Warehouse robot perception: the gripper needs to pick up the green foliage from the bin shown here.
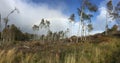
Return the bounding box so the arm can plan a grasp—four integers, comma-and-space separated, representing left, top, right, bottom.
2, 24, 33, 41
111, 25, 118, 31
69, 14, 75, 22
106, 0, 120, 29
107, 0, 113, 12
84, 0, 98, 12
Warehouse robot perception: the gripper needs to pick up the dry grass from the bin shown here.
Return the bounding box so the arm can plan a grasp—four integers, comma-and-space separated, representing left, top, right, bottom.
0, 37, 120, 63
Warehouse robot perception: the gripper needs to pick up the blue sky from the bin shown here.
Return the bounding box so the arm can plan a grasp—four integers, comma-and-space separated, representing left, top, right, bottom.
25, 0, 104, 20
23, 0, 108, 25
24, 0, 112, 35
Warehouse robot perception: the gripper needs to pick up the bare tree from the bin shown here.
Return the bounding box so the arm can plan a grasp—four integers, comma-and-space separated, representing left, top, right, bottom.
2, 8, 19, 42
32, 25, 39, 40
46, 20, 51, 41
87, 23, 93, 35
0, 13, 2, 45
39, 18, 51, 42
47, 30, 53, 42
77, 0, 97, 43
39, 19, 46, 41
0, 14, 1, 31
4, 8, 19, 28
39, 19, 50, 30
105, 0, 113, 35
115, 2, 120, 30
69, 14, 75, 23
68, 14, 75, 36
0, 14, 1, 40
65, 28, 70, 38
46, 20, 50, 28
39, 18, 45, 28
106, 0, 120, 31
113, 1, 120, 30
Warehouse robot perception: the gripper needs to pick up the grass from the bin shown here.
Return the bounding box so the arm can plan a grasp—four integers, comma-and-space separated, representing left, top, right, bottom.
0, 37, 120, 63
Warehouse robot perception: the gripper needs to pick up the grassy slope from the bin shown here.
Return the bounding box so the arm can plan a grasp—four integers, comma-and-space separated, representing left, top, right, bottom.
0, 35, 120, 63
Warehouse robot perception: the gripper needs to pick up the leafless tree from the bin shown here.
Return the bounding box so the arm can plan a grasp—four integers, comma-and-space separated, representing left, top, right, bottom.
2, 8, 19, 42
106, 0, 120, 31
0, 14, 1, 39
4, 8, 19, 28
32, 25, 39, 40
77, 0, 97, 42
68, 14, 75, 36
87, 23, 93, 35
105, 0, 113, 35
39, 18, 51, 42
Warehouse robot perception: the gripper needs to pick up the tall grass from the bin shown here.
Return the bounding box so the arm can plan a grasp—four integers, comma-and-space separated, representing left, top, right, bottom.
0, 38, 120, 63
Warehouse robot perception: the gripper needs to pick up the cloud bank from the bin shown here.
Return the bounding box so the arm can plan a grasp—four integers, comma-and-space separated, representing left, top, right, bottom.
0, 0, 117, 36
92, 0, 116, 34
0, 0, 69, 35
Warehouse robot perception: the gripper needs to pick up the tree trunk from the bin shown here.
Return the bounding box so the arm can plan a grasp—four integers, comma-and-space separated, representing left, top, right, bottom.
76, 8, 83, 43
76, 0, 85, 43
84, 25, 87, 41
0, 14, 1, 30
0, 14, 1, 40
105, 12, 108, 35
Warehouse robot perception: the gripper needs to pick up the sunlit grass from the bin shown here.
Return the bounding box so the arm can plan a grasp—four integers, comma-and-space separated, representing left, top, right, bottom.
0, 37, 120, 63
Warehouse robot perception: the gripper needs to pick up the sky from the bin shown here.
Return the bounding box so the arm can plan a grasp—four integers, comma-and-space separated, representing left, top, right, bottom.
0, 0, 119, 36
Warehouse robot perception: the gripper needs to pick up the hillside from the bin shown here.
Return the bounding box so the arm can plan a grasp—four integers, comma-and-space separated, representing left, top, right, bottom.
0, 0, 120, 63
0, 31, 120, 63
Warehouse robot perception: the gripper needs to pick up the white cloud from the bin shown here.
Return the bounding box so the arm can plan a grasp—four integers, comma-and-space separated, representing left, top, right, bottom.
70, 0, 116, 36
93, 7, 107, 31
92, 0, 116, 33
71, 0, 118, 36
0, 0, 117, 36
68, 7, 108, 36
0, 0, 69, 35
